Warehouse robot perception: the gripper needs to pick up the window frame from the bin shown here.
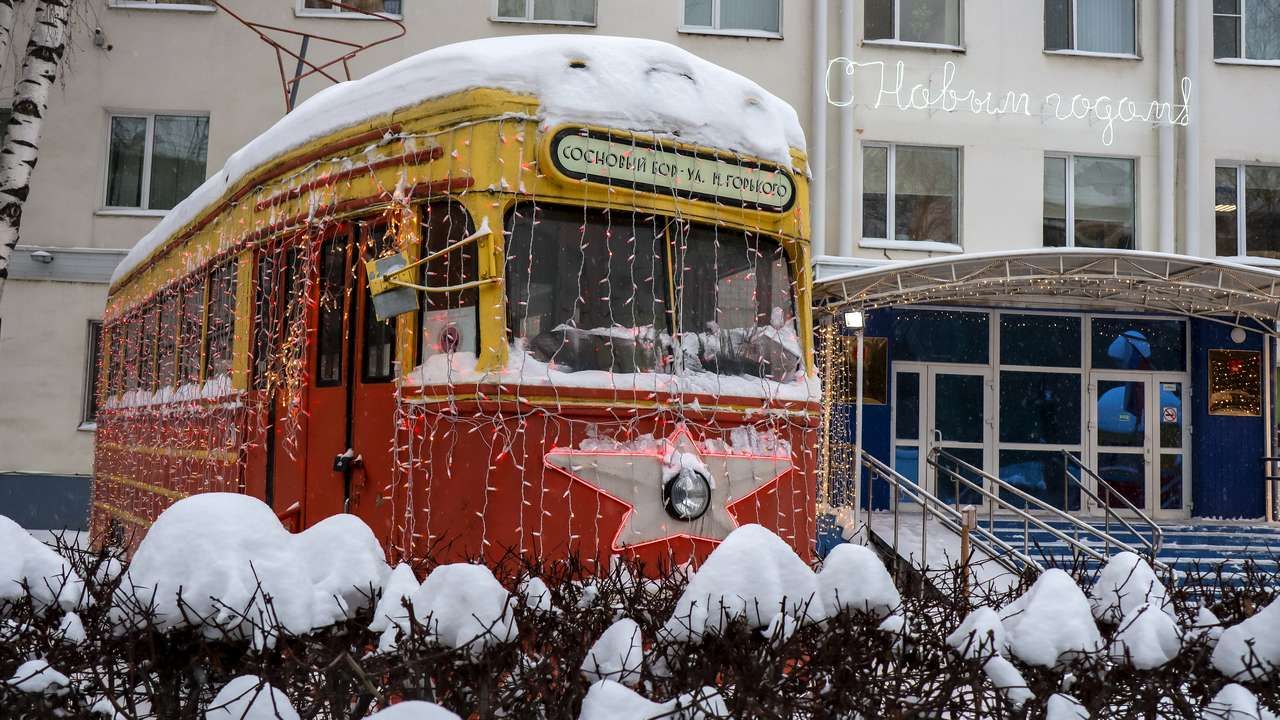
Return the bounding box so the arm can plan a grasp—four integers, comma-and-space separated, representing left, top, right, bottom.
863, 0, 965, 51
107, 0, 216, 12
1215, 161, 1280, 260
860, 140, 964, 253
1043, 0, 1141, 60
1043, 152, 1139, 250
294, 0, 403, 20
679, 0, 784, 39
81, 320, 104, 428
490, 0, 597, 26
1215, 0, 1280, 65
101, 110, 210, 215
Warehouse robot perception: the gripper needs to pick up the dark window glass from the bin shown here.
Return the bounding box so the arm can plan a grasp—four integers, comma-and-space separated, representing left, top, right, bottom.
999, 371, 1081, 445
1073, 156, 1135, 250
1097, 380, 1146, 447
108, 323, 126, 396
419, 202, 478, 359
1245, 0, 1280, 60
934, 373, 984, 443
1075, 0, 1135, 54
204, 261, 238, 378
178, 279, 206, 384
863, 146, 888, 239
1000, 314, 1080, 367
84, 321, 103, 423
899, 0, 960, 45
139, 306, 158, 392
1045, 0, 1072, 50
1160, 454, 1183, 510
252, 249, 278, 391
1043, 156, 1067, 247
675, 222, 800, 382
682, 0, 713, 25
1244, 164, 1280, 259
1159, 381, 1184, 447
317, 234, 349, 387
156, 292, 179, 388
1090, 317, 1186, 372
361, 226, 397, 383
106, 116, 146, 208
895, 145, 959, 244
719, 0, 780, 32
506, 204, 670, 374
1217, 166, 1240, 256
1215, 11, 1242, 59
999, 449, 1081, 511
865, 0, 894, 39
892, 309, 989, 364
934, 447, 984, 505
1098, 451, 1145, 508
148, 115, 209, 212
895, 371, 920, 440
122, 316, 139, 391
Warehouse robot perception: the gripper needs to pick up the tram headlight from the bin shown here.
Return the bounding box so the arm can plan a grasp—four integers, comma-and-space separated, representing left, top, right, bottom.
663, 467, 712, 521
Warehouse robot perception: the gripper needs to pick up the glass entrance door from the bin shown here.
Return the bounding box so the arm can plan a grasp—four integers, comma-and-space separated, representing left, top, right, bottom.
1090, 373, 1188, 517
892, 364, 991, 507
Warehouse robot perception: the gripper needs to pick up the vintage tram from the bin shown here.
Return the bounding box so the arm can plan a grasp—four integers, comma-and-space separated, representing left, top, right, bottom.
92, 36, 818, 569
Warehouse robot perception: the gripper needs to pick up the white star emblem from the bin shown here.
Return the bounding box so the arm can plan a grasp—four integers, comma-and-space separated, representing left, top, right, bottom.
543, 425, 793, 554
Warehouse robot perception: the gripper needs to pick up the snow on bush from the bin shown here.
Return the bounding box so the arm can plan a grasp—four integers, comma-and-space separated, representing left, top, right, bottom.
1204, 684, 1279, 720
816, 542, 900, 619
369, 563, 420, 633
366, 700, 462, 719
518, 574, 555, 614
205, 676, 298, 720
579, 680, 728, 720
1089, 551, 1173, 625
1046, 693, 1090, 720
1109, 601, 1182, 669
408, 563, 517, 654
662, 523, 821, 641
581, 617, 643, 685
1212, 595, 1280, 680
1000, 569, 1103, 668
948, 607, 1031, 708
115, 493, 389, 646
6, 658, 70, 695
0, 514, 82, 610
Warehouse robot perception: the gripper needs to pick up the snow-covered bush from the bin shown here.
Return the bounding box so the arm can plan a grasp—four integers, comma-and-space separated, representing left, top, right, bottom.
1000, 568, 1104, 667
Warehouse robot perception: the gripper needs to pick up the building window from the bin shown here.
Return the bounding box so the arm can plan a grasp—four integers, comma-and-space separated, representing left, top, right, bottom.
1215, 0, 1280, 61
865, 0, 962, 46
299, 0, 402, 16
105, 113, 209, 212
495, 0, 595, 24
1217, 164, 1280, 258
82, 321, 103, 425
1045, 0, 1136, 55
682, 0, 782, 36
863, 143, 961, 247
109, 0, 214, 9
1043, 154, 1136, 249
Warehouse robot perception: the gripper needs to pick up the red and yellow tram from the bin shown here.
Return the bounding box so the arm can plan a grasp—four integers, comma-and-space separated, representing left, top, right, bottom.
92, 36, 819, 570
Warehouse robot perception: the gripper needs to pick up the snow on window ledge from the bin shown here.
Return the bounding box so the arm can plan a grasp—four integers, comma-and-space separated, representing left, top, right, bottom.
860, 238, 963, 254
677, 26, 783, 40
1214, 57, 1280, 68
489, 16, 596, 27
77, 421, 98, 433
96, 208, 169, 218
293, 8, 403, 21
107, 2, 217, 12
861, 38, 965, 53
1043, 49, 1142, 61
104, 374, 241, 410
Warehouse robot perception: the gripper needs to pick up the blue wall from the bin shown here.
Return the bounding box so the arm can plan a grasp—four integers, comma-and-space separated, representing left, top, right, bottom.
1190, 320, 1267, 519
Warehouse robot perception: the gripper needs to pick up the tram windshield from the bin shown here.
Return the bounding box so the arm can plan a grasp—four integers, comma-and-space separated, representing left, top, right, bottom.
505, 203, 801, 383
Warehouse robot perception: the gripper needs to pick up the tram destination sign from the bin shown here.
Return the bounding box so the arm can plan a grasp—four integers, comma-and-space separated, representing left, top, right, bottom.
548, 127, 796, 212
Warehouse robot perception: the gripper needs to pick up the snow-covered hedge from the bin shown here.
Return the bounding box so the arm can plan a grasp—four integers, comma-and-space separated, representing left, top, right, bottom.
3, 494, 1280, 718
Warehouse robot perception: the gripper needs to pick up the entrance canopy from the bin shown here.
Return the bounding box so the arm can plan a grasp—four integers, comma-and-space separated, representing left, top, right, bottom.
814, 249, 1280, 332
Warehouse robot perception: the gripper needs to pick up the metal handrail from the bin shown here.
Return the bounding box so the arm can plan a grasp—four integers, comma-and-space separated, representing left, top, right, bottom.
1059, 450, 1163, 559
928, 448, 1170, 574
858, 450, 1041, 579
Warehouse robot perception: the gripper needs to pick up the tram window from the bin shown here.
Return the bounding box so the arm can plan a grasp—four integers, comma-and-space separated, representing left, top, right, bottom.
178, 278, 207, 384
122, 314, 141, 392
316, 235, 348, 386
674, 223, 801, 382
204, 260, 237, 379
139, 304, 159, 392
419, 202, 477, 359
505, 203, 670, 373
361, 225, 397, 383
252, 250, 277, 391
156, 291, 179, 388
107, 324, 124, 396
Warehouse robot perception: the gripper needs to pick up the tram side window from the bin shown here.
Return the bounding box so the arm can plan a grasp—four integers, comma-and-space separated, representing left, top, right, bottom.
316, 234, 348, 386
505, 203, 670, 373
252, 248, 280, 390
156, 291, 179, 388
178, 278, 207, 384
107, 323, 125, 396
205, 261, 238, 379
674, 223, 801, 382
139, 304, 159, 392
122, 314, 141, 392
361, 225, 397, 383
419, 202, 477, 359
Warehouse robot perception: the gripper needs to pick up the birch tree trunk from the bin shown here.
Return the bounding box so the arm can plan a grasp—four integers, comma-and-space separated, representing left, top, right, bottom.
0, 0, 68, 306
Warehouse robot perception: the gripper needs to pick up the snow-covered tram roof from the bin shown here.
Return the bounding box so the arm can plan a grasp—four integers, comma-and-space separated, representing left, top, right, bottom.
111, 35, 806, 288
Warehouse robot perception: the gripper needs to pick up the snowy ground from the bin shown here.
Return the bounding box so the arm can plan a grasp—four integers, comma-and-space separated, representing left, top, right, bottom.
865, 512, 1022, 595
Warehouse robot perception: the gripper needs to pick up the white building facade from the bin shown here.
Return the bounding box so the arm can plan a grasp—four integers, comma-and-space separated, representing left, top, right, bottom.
0, 0, 1277, 528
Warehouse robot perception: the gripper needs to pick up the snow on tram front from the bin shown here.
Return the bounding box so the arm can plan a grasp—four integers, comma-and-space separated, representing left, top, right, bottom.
91, 36, 818, 570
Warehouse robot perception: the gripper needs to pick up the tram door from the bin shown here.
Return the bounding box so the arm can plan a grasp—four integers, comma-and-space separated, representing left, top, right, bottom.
305, 222, 399, 536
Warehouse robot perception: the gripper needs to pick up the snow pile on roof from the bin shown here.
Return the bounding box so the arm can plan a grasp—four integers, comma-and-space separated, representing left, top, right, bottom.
579, 680, 728, 720
817, 542, 900, 619
947, 607, 1031, 708
407, 563, 517, 654
1089, 552, 1173, 625
0, 514, 82, 610
113, 34, 804, 286
115, 493, 389, 646
581, 617, 643, 685
1109, 602, 1182, 669
366, 701, 462, 720
1000, 569, 1103, 668
1204, 684, 1278, 720
1212, 595, 1280, 680
205, 676, 299, 720
662, 523, 822, 642
6, 658, 70, 695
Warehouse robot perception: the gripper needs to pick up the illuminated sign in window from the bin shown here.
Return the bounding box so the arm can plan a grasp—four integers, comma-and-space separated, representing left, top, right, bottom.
1208, 349, 1262, 417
